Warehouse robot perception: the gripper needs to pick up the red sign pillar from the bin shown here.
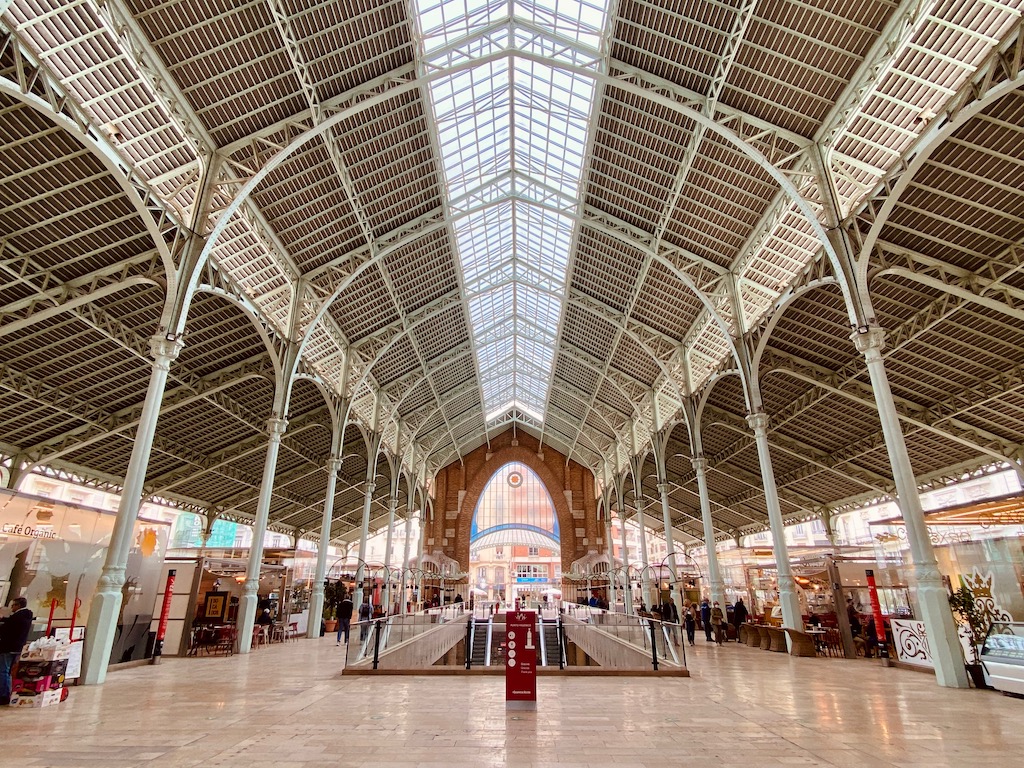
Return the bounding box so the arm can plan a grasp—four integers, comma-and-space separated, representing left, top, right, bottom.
505, 610, 537, 710
865, 569, 890, 663
152, 569, 176, 663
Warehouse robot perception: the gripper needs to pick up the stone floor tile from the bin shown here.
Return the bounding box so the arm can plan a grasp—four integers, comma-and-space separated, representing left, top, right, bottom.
3, 635, 1023, 768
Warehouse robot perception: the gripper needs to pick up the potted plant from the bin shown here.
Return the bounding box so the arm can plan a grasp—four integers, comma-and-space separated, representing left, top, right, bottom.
949, 584, 990, 688
323, 580, 339, 634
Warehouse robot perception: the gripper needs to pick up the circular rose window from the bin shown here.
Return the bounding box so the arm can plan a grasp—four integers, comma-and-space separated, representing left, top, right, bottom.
507, 471, 523, 488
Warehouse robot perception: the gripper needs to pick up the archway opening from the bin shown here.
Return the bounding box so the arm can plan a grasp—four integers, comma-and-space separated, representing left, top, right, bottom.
470, 462, 561, 606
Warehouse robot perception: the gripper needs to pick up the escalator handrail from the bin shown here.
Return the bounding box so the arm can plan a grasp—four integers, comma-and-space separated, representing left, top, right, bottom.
485, 617, 493, 666
538, 618, 548, 667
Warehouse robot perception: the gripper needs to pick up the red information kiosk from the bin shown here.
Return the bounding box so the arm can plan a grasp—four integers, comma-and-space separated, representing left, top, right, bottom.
505, 610, 537, 710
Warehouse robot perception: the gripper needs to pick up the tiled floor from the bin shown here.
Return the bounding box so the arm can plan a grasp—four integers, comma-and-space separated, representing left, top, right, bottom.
4, 635, 1022, 767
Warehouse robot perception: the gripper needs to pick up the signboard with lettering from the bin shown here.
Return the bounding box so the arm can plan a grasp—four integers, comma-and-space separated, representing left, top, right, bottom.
1, 522, 58, 539
505, 610, 537, 710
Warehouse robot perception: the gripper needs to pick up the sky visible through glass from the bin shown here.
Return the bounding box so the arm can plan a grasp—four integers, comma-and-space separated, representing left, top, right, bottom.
414, 0, 610, 424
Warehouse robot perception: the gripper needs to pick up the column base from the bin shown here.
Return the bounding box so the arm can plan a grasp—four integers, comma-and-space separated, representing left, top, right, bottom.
237, 593, 258, 654
778, 585, 802, 643
307, 592, 325, 640
81, 589, 124, 685
917, 580, 970, 688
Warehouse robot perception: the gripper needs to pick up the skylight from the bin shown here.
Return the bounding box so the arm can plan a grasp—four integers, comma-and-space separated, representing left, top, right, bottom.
414, 0, 610, 425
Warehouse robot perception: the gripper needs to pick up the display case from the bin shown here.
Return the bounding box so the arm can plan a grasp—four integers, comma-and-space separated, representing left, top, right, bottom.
981, 622, 1024, 695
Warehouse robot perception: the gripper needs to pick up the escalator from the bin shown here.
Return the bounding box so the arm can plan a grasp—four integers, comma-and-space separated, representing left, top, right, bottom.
470, 619, 490, 666
540, 618, 562, 667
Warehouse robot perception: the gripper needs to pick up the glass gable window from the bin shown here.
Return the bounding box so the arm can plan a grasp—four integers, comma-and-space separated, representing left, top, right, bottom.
470, 462, 560, 552
414, 0, 610, 425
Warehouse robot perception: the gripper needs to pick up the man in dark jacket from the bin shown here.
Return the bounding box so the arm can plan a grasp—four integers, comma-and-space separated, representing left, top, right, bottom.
732, 598, 749, 635
700, 598, 712, 641
1, 597, 34, 705
336, 593, 354, 645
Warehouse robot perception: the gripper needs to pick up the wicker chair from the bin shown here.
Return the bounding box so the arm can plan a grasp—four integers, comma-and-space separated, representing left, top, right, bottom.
784, 628, 817, 657
766, 625, 787, 652
757, 625, 772, 650
745, 623, 762, 648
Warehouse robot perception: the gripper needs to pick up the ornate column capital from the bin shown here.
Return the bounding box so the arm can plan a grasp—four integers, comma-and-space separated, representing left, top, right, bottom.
266, 417, 288, 439
656, 482, 671, 496
325, 456, 343, 474
851, 325, 886, 355
690, 456, 707, 473
365, 481, 377, 495
746, 412, 770, 433
149, 334, 183, 368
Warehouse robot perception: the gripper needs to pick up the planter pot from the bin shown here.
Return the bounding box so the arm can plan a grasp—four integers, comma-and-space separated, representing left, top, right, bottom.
966, 663, 991, 689
324, 619, 338, 633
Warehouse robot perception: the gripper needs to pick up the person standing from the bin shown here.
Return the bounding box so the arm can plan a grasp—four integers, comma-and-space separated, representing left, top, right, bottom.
700, 598, 712, 641
846, 598, 862, 637
684, 604, 696, 646
358, 599, 372, 641
732, 598, 748, 636
0, 597, 34, 706
711, 601, 726, 645
661, 598, 679, 645
336, 592, 354, 645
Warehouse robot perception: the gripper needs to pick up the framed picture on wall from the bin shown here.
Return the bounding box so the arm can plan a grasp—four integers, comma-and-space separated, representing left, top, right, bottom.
203, 591, 228, 622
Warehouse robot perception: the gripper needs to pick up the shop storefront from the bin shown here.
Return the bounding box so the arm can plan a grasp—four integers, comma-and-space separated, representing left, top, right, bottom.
0, 488, 169, 664
871, 495, 1024, 631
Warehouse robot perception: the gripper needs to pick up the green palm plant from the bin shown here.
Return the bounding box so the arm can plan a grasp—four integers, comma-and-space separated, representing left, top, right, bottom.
949, 585, 987, 664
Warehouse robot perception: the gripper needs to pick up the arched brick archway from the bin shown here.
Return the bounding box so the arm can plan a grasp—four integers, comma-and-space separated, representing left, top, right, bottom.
427, 429, 598, 571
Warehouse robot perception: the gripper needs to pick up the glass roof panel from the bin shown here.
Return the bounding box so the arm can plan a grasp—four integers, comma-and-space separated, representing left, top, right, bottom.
418, 0, 506, 53
415, 0, 609, 426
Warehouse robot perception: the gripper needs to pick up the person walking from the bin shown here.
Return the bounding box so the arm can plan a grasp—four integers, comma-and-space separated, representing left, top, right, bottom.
661, 598, 680, 645
358, 599, 372, 642
711, 601, 726, 645
684, 603, 696, 646
732, 597, 748, 637
336, 592, 354, 645
1, 597, 34, 706
700, 598, 712, 641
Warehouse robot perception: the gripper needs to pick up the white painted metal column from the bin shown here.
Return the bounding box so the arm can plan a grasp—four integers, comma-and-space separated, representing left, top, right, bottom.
307, 455, 341, 639
382, 496, 398, 613
746, 413, 801, 634
618, 510, 633, 614
854, 327, 968, 688
657, 481, 685, 633
353, 480, 376, 611
633, 499, 651, 609
692, 456, 726, 609
81, 335, 182, 685
400, 507, 415, 615
605, 512, 616, 609
416, 504, 427, 610
238, 417, 288, 654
